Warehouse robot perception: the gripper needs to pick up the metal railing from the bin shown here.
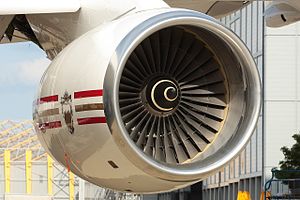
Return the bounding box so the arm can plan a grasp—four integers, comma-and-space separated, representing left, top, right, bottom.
265, 168, 300, 199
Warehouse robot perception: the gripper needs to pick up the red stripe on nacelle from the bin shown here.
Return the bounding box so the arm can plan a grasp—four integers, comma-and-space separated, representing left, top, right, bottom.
39, 95, 59, 104
74, 90, 103, 99
39, 121, 62, 130
77, 117, 106, 125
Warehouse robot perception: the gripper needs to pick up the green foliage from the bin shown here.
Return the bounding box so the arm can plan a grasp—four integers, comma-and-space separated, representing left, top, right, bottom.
276, 134, 300, 179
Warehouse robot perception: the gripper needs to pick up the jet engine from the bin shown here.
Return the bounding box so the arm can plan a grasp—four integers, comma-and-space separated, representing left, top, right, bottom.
33, 8, 261, 193
265, 0, 300, 27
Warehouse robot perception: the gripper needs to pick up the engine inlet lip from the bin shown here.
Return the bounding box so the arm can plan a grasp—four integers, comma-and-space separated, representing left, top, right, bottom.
105, 9, 261, 181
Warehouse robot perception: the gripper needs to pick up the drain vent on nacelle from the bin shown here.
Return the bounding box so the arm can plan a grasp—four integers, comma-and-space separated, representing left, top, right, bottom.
119, 26, 228, 165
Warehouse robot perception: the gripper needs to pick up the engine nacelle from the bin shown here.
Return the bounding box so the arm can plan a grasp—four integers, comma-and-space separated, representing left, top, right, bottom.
265, 1, 300, 28
33, 8, 261, 193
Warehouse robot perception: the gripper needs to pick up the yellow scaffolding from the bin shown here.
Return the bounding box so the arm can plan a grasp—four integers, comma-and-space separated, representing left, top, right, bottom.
11, 145, 42, 161
0, 128, 33, 146
32, 151, 47, 161
1, 121, 78, 199
26, 150, 32, 194
69, 171, 75, 200
0, 120, 31, 138
4, 150, 10, 193
10, 135, 38, 149
0, 120, 8, 126
0, 135, 39, 159
47, 155, 54, 195
0, 123, 21, 138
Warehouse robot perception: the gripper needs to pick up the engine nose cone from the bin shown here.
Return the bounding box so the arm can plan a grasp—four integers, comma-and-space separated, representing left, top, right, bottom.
165, 86, 177, 101
149, 79, 180, 112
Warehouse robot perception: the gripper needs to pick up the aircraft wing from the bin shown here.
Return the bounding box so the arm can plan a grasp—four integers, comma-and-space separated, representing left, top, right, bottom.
0, 0, 250, 45
1, 0, 300, 46
0, 0, 80, 44
0, 0, 80, 15
164, 0, 250, 18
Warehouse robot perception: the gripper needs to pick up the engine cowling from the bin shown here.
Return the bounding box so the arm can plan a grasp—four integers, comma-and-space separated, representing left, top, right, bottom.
33, 8, 261, 193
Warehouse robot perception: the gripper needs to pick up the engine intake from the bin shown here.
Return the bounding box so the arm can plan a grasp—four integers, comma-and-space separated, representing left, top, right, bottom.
119, 26, 229, 165
105, 10, 261, 182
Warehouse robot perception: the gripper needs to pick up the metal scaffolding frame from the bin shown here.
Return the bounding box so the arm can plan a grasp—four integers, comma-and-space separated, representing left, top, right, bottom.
0, 120, 141, 200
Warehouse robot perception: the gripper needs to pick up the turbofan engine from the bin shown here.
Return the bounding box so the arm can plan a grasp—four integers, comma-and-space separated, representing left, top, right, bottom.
33, 8, 261, 193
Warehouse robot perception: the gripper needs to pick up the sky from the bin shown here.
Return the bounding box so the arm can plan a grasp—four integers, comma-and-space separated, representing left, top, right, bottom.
0, 42, 50, 120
